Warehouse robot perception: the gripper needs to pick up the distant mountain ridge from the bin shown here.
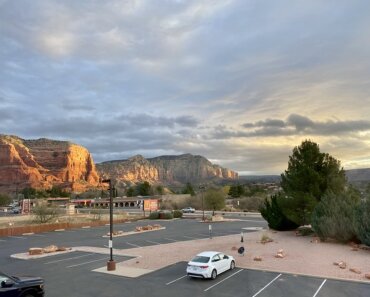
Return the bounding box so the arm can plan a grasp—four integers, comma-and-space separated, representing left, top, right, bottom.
96, 153, 238, 186
345, 168, 370, 182
240, 168, 370, 184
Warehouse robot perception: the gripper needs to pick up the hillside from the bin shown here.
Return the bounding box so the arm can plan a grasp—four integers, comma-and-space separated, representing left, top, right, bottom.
96, 154, 238, 186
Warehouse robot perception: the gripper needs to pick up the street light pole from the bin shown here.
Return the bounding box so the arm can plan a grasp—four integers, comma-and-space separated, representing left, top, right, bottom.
102, 179, 116, 271
199, 185, 205, 221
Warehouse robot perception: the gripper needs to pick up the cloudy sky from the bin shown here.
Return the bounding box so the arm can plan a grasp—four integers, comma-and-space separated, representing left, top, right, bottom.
1, 0, 370, 175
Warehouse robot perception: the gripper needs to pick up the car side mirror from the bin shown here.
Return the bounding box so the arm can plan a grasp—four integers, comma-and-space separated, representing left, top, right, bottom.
223, 255, 229, 259
1, 279, 15, 288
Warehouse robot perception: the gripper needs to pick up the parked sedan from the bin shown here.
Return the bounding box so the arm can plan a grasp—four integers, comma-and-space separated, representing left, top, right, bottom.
181, 207, 195, 213
186, 251, 235, 279
0, 271, 44, 297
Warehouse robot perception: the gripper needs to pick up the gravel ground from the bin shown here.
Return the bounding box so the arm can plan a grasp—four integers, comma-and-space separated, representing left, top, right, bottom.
80, 230, 370, 282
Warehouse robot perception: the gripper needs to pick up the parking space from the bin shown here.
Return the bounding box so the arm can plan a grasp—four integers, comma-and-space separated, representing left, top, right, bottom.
153, 263, 368, 297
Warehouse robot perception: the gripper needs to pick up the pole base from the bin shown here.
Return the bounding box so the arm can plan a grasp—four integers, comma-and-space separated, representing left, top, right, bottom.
107, 260, 116, 271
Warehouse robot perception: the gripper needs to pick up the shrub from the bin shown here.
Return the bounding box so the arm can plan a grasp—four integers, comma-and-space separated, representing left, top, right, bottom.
162, 212, 173, 220
173, 210, 183, 218
32, 204, 60, 224
354, 199, 370, 246
259, 194, 299, 231
149, 211, 160, 220
237, 195, 266, 212
311, 191, 359, 242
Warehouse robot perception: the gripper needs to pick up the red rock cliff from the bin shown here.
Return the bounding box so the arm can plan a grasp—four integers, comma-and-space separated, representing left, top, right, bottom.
0, 135, 100, 193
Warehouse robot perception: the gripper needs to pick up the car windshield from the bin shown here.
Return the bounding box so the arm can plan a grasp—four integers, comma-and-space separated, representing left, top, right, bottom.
191, 256, 210, 263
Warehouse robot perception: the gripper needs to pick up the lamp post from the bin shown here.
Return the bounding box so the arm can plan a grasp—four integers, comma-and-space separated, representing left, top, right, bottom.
102, 179, 116, 271
199, 185, 205, 221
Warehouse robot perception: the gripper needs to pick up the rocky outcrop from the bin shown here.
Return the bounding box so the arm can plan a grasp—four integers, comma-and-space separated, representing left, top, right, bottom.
0, 135, 99, 193
97, 153, 238, 185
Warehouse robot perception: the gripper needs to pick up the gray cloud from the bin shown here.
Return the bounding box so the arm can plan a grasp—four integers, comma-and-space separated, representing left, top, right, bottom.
1, 1, 370, 174
238, 114, 370, 138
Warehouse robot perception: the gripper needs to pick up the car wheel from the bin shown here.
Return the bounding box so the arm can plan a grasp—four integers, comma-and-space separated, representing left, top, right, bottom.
211, 269, 217, 280
230, 260, 235, 270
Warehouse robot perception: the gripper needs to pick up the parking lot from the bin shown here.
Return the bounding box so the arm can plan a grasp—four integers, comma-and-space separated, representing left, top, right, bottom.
0, 217, 369, 297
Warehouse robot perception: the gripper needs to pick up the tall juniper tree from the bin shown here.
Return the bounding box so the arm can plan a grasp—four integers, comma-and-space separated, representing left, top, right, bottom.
280, 140, 346, 226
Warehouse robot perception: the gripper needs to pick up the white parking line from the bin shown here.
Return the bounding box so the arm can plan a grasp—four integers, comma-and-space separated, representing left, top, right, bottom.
163, 237, 177, 242
8, 236, 26, 239
30, 234, 46, 237
166, 275, 187, 285
44, 253, 95, 264
251, 273, 282, 297
145, 240, 161, 245
0, 239, 6, 242
313, 279, 327, 297
126, 242, 142, 248
67, 257, 107, 268
204, 269, 243, 292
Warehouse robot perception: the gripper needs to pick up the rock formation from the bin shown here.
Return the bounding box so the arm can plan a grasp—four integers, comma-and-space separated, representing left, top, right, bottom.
0, 135, 99, 193
97, 153, 238, 185
0, 134, 238, 193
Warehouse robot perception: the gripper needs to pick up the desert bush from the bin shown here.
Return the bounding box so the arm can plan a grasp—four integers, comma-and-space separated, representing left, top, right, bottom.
237, 195, 266, 212
149, 211, 160, 220
90, 208, 103, 221
311, 191, 359, 242
354, 199, 370, 246
162, 212, 173, 219
32, 204, 60, 224
173, 210, 183, 218
259, 194, 299, 231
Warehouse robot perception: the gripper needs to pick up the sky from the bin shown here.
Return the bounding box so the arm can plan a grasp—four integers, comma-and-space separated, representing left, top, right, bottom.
1, 0, 370, 175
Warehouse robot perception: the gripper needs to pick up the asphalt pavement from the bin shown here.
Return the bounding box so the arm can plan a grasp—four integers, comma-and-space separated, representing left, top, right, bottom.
0, 217, 368, 297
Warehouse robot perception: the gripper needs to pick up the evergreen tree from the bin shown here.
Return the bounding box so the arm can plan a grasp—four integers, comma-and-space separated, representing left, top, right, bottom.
280, 140, 346, 225
182, 182, 195, 196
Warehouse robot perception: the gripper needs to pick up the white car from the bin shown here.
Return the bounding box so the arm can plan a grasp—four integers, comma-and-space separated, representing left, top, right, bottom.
181, 207, 195, 213
186, 251, 235, 279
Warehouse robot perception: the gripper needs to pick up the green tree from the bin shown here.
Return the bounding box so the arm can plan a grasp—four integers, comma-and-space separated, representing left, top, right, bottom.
260, 194, 299, 231
47, 186, 70, 197
280, 140, 346, 225
204, 189, 225, 215
228, 184, 244, 198
126, 187, 135, 197
21, 187, 37, 199
0, 193, 11, 207
182, 182, 195, 196
155, 185, 164, 195
136, 181, 151, 196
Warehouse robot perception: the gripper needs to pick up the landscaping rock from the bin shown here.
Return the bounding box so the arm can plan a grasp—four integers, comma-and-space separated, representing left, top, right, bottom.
29, 248, 43, 255
253, 256, 262, 261
349, 268, 361, 274
43, 245, 58, 253
365, 274, 370, 280
56, 247, 71, 252
338, 261, 347, 269
275, 249, 285, 258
